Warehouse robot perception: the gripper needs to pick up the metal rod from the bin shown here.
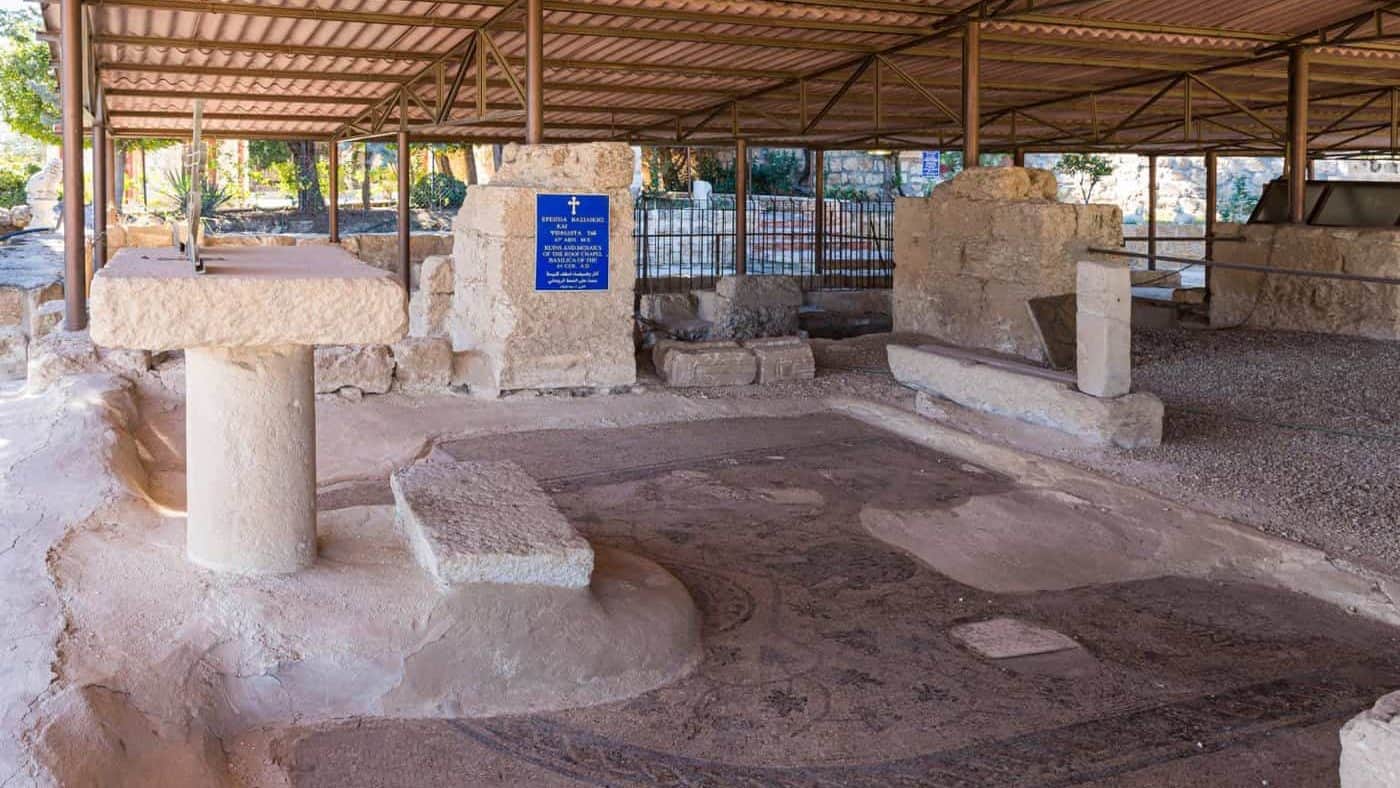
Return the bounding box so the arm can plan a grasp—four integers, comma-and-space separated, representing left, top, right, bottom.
735, 138, 747, 276
1013, 147, 1025, 167
1147, 153, 1157, 271
526, 0, 544, 144
1090, 247, 1400, 287
1288, 47, 1310, 223
61, 0, 86, 330
92, 102, 107, 271
813, 148, 825, 285
397, 111, 411, 291
328, 139, 340, 243
962, 19, 980, 168
1205, 151, 1217, 292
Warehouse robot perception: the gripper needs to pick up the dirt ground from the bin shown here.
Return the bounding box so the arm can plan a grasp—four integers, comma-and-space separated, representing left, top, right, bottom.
287, 414, 1400, 787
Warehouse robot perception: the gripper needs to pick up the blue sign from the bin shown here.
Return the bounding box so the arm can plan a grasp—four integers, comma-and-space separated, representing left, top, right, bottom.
536, 193, 609, 291
920, 150, 941, 178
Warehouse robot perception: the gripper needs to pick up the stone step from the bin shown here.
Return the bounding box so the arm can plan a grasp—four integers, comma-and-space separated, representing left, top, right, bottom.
390, 459, 594, 588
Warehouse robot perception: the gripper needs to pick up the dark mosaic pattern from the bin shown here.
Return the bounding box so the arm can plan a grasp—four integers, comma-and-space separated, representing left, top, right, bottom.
305, 416, 1400, 787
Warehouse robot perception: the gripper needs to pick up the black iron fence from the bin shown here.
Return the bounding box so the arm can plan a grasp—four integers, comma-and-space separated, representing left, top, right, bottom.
634, 194, 894, 292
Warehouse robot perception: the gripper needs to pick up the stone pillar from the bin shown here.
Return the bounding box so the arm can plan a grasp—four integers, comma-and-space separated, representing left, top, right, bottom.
1075, 259, 1131, 398
185, 344, 317, 573
451, 143, 636, 395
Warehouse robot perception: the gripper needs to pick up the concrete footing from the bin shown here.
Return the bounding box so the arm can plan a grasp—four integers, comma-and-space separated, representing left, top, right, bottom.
185, 345, 317, 573
889, 344, 1163, 449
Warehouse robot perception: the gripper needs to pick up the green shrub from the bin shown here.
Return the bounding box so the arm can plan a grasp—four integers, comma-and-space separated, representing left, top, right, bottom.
694, 152, 735, 193
159, 167, 232, 218
750, 149, 802, 195
0, 163, 37, 207
410, 172, 467, 209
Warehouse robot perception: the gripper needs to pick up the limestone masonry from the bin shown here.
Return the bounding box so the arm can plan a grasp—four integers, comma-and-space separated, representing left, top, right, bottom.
893, 167, 1122, 364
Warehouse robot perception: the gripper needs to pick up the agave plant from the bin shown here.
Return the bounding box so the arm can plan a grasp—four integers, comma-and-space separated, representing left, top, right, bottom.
159, 167, 232, 219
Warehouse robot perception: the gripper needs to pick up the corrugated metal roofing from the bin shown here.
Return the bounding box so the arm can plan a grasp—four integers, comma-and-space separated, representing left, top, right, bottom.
38, 0, 1400, 153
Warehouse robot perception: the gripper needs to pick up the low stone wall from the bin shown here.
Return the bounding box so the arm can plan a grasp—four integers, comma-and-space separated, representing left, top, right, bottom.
1210, 223, 1400, 339
893, 167, 1123, 364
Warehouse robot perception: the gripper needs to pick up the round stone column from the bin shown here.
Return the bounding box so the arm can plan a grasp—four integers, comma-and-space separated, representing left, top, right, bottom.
185, 344, 317, 573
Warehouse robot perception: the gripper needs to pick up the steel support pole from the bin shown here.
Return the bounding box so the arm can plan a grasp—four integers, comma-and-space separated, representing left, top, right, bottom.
735, 138, 748, 277
1147, 154, 1158, 271
1013, 148, 1026, 168
1287, 47, 1310, 224
327, 140, 340, 243
92, 111, 107, 271
60, 0, 86, 330
1205, 152, 1218, 292
813, 149, 825, 283
962, 20, 981, 169
397, 124, 411, 291
525, 0, 544, 144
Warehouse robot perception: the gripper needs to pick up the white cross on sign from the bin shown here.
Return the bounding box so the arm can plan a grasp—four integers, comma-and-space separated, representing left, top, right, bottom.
567, 195, 581, 215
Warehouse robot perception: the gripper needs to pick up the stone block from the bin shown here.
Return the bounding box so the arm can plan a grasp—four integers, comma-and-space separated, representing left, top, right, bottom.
740, 336, 815, 384
945, 167, 1032, 201
91, 245, 407, 351
1341, 692, 1400, 788
700, 275, 802, 340
122, 223, 175, 248
0, 326, 26, 379
0, 208, 10, 226
314, 344, 394, 394
409, 289, 452, 337
392, 336, 452, 393
1076, 259, 1132, 398
22, 282, 62, 335
493, 142, 636, 190
24, 330, 149, 389
420, 254, 454, 293
949, 618, 1079, 659
390, 459, 594, 588
890, 344, 1163, 449
0, 287, 22, 327
29, 300, 64, 340
659, 342, 756, 387
8, 205, 30, 228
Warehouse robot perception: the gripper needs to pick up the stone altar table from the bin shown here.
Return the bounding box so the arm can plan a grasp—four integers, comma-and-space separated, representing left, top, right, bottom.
90, 245, 406, 573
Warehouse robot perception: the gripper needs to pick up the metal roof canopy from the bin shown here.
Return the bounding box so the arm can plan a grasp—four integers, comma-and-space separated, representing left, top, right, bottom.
33, 0, 1400, 156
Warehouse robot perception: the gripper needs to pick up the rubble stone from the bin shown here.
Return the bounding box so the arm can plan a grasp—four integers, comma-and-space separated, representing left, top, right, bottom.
30, 300, 64, 340
315, 345, 394, 394
392, 336, 452, 393
740, 336, 815, 383
1341, 691, 1400, 788
390, 459, 594, 588
9, 205, 31, 228
25, 330, 150, 389
0, 326, 26, 379
340, 232, 453, 271
895, 167, 1123, 363
420, 254, 454, 293
409, 289, 452, 337
698, 275, 803, 340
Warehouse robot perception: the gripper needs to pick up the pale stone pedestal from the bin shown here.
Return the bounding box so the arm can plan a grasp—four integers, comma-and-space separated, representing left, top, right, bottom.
90, 246, 407, 573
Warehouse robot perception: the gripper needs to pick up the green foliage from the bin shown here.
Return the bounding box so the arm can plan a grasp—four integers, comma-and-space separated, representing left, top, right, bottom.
644, 147, 688, 192
1054, 153, 1115, 203
0, 9, 58, 145
0, 163, 38, 206
824, 184, 872, 201
119, 138, 179, 153
694, 152, 735, 193
410, 172, 466, 209
159, 167, 232, 218
749, 149, 802, 195
1218, 177, 1260, 223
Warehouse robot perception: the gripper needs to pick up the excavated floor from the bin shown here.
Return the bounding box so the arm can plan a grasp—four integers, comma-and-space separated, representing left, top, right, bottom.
291, 414, 1400, 787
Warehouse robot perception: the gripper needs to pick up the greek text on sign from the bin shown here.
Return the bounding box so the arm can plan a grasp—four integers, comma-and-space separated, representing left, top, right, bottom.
536, 193, 609, 291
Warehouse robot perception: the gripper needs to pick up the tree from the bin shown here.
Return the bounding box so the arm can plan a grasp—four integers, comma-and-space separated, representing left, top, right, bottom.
0, 9, 58, 145
1054, 153, 1115, 203
248, 139, 325, 213
1218, 177, 1259, 223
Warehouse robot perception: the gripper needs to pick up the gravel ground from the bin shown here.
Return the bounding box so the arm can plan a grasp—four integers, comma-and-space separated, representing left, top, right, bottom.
1122, 328, 1400, 574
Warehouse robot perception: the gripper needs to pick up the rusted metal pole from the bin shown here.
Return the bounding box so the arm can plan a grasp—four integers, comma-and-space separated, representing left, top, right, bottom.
61, 0, 86, 330
813, 148, 825, 283
1287, 47, 1310, 224
1147, 154, 1158, 271
327, 139, 340, 243
397, 121, 411, 291
525, 0, 544, 144
1013, 147, 1025, 168
962, 19, 981, 169
734, 138, 748, 276
92, 104, 107, 271
1205, 151, 1218, 286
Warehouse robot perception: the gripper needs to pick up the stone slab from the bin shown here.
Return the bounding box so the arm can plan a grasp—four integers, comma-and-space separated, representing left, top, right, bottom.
1342, 691, 1400, 788
889, 344, 1163, 449
740, 336, 815, 384
90, 246, 407, 351
949, 618, 1080, 659
390, 460, 594, 588
1026, 293, 1077, 370
659, 342, 757, 387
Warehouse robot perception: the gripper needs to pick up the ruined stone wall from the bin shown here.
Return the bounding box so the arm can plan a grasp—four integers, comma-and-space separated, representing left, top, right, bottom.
1210, 223, 1400, 340
893, 167, 1123, 364
450, 143, 636, 394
